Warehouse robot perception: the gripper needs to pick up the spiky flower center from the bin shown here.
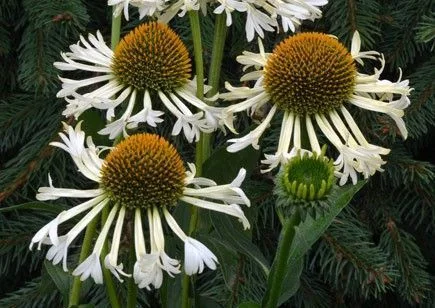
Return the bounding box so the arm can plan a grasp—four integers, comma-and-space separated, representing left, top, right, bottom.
101, 134, 186, 209
264, 32, 356, 115
112, 22, 191, 92
280, 151, 335, 201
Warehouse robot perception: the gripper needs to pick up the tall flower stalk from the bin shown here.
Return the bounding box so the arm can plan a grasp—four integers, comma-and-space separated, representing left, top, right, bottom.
68, 11, 123, 307
181, 11, 230, 308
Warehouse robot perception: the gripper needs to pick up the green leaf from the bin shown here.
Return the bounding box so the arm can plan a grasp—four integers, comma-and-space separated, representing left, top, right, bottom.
237, 302, 261, 308
277, 257, 303, 306
210, 213, 270, 276
44, 260, 71, 305
203, 144, 260, 184
0, 201, 64, 213
278, 181, 366, 304
201, 235, 239, 289
197, 296, 223, 308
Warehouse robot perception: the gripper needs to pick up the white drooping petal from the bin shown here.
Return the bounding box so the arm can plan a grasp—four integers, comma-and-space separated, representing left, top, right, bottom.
127, 89, 164, 129
349, 94, 409, 139
133, 208, 162, 289
30, 195, 106, 250
227, 105, 277, 152
72, 253, 103, 284
184, 237, 218, 275
37, 183, 103, 201
314, 113, 387, 185
98, 88, 137, 139
46, 236, 69, 269
104, 206, 131, 282
134, 253, 164, 289
52, 200, 108, 271
184, 162, 217, 187
110, 0, 168, 21
30, 215, 62, 250
134, 208, 181, 289
158, 91, 210, 142
183, 168, 250, 207
134, 208, 147, 259
261, 111, 295, 172
50, 123, 104, 182
180, 196, 250, 230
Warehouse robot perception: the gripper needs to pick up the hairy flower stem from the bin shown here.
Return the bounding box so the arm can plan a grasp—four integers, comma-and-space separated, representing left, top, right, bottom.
262, 210, 301, 308
68, 216, 99, 306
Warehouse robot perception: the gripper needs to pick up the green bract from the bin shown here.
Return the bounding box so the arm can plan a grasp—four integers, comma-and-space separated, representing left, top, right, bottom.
275, 148, 336, 220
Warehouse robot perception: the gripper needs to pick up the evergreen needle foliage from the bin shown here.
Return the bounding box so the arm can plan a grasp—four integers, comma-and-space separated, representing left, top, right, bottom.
0, 0, 433, 307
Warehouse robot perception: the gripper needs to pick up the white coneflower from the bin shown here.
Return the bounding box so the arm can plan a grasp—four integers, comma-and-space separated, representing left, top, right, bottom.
55, 22, 222, 143
219, 31, 411, 185
157, 0, 327, 42
213, 0, 328, 41
107, 0, 327, 42
108, 0, 169, 21
30, 123, 250, 287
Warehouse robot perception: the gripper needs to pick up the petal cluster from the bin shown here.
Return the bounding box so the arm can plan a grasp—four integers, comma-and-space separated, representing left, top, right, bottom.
108, 0, 327, 41
31, 124, 250, 287
54, 23, 223, 142
219, 32, 411, 185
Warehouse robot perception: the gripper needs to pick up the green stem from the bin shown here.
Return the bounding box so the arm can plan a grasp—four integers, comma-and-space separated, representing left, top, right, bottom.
189, 11, 204, 101
262, 210, 301, 308
207, 12, 228, 98
189, 10, 206, 176
181, 274, 191, 308
194, 12, 228, 172
68, 216, 99, 306
126, 232, 137, 308
111, 12, 122, 49
83, 10, 123, 308
101, 207, 121, 308
180, 11, 206, 308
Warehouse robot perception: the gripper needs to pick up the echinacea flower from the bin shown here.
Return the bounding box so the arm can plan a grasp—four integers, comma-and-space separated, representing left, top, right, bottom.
107, 0, 327, 42
219, 31, 411, 185
213, 0, 328, 41
30, 123, 250, 288
55, 22, 222, 143
108, 0, 169, 21
157, 0, 327, 42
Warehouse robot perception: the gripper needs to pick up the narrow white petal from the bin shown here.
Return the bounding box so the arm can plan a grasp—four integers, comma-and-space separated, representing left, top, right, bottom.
180, 196, 250, 230
93, 204, 118, 255
73, 253, 103, 284
184, 237, 218, 275
134, 208, 147, 259
163, 208, 188, 242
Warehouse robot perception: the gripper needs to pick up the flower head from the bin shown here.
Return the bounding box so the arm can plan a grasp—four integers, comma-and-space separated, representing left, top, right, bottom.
275, 148, 336, 220
30, 123, 250, 287
108, 0, 327, 42
109, 0, 169, 21
157, 0, 327, 41
55, 22, 222, 142
219, 32, 412, 185
213, 0, 328, 41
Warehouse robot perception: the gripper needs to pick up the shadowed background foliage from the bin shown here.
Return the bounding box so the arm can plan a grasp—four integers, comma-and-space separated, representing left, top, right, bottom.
0, 0, 434, 307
